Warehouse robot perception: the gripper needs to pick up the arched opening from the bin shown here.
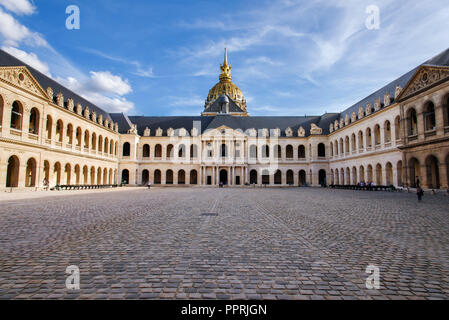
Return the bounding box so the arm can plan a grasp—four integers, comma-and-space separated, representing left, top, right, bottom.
66, 124, 73, 145
109, 140, 114, 155
366, 128, 372, 148
142, 170, 149, 185
190, 144, 198, 159
384, 121, 391, 143
339, 138, 344, 154
190, 170, 198, 185
250, 170, 258, 184
98, 136, 103, 152
318, 143, 326, 157
319, 170, 327, 186
409, 158, 421, 188
103, 168, 107, 184
91, 133, 97, 151
104, 137, 109, 154
65, 164, 72, 185
179, 144, 186, 158
397, 161, 403, 186
10, 101, 23, 130
287, 170, 294, 185
330, 170, 334, 185
352, 167, 357, 185
358, 131, 364, 150
367, 165, 373, 183
351, 134, 356, 152
84, 131, 90, 149
298, 170, 306, 186
374, 125, 381, 145
424, 102, 436, 131
425, 155, 440, 189
54, 163, 62, 185
154, 170, 161, 184
56, 120, 63, 143
178, 170, 186, 184
220, 169, 228, 185
6, 156, 20, 188
25, 158, 37, 187
250, 145, 257, 159
344, 137, 350, 154
166, 170, 173, 184
155, 144, 162, 158
298, 145, 305, 159
335, 140, 339, 155
385, 162, 393, 185
74, 165, 81, 185
83, 166, 88, 185
45, 115, 52, 139
90, 167, 95, 185
408, 108, 418, 136
330, 142, 334, 157
0, 94, 3, 127
335, 169, 340, 185
394, 116, 401, 141
262, 169, 270, 185
274, 170, 282, 185
167, 145, 174, 159
262, 145, 270, 158
43, 161, 50, 182
121, 169, 129, 185
341, 169, 345, 185
122, 142, 130, 157
345, 167, 350, 185
143, 144, 150, 158
285, 145, 293, 159
29, 108, 39, 134
375, 164, 382, 185
76, 127, 82, 147
359, 166, 365, 183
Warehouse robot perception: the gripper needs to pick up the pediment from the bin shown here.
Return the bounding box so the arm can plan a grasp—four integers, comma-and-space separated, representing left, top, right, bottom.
397, 65, 449, 101
0, 66, 49, 100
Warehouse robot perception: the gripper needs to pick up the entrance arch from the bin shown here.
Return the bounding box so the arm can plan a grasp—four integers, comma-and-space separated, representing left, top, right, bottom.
6, 156, 20, 188
409, 158, 421, 187
142, 170, 149, 185
299, 170, 306, 186
25, 158, 37, 187
319, 169, 327, 186
425, 155, 440, 189
220, 169, 228, 185
250, 170, 258, 184
121, 169, 129, 184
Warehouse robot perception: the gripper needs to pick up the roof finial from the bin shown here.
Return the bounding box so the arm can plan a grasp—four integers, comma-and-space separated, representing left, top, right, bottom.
224, 48, 228, 66
219, 48, 232, 82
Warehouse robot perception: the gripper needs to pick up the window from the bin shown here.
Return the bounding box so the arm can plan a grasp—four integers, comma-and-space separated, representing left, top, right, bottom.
408, 108, 418, 136
10, 101, 23, 130
123, 142, 131, 157
318, 143, 326, 157
143, 144, 150, 158
424, 102, 436, 131
298, 145, 305, 159
29, 108, 39, 134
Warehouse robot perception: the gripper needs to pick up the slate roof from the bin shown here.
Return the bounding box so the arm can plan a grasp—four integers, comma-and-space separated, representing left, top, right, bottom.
338, 48, 449, 123
203, 94, 246, 113
0, 49, 112, 121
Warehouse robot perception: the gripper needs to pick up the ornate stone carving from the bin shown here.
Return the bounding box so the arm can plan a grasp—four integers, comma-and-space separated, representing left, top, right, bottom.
67, 98, 74, 111
0, 67, 46, 98
358, 107, 364, 119
191, 127, 199, 137
114, 122, 119, 132
248, 128, 257, 137
334, 120, 339, 130
104, 119, 109, 128
399, 67, 449, 100
56, 93, 64, 107
91, 111, 97, 122
167, 128, 174, 137
339, 118, 344, 128
384, 93, 391, 107
156, 127, 163, 136
351, 112, 357, 123
46, 87, 54, 100
178, 128, 187, 137
395, 85, 402, 99
298, 126, 306, 137
285, 127, 293, 137
374, 98, 381, 111
76, 103, 82, 115
310, 123, 322, 135
329, 123, 334, 133
271, 128, 280, 137
98, 114, 103, 125
83, 106, 89, 119
345, 114, 350, 126
259, 128, 269, 137
128, 124, 138, 135
143, 127, 151, 137
366, 103, 372, 116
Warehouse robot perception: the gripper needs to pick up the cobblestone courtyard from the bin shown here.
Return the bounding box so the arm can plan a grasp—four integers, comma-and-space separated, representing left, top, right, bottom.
0, 187, 448, 300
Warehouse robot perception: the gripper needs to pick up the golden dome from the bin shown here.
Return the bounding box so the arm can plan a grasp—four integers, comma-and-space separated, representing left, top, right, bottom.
205, 49, 247, 112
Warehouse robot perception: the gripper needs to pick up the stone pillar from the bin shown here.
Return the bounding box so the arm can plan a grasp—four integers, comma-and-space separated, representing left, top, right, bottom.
419, 164, 428, 189
435, 103, 445, 136
439, 163, 448, 189
417, 111, 425, 140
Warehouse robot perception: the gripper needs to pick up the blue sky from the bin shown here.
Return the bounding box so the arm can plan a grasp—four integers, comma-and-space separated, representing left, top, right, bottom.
0, 0, 448, 116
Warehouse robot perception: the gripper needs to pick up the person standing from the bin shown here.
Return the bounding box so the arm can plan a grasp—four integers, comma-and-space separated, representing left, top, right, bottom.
417, 186, 424, 202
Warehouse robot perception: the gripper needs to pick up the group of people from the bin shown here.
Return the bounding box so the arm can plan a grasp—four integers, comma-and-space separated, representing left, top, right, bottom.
357, 181, 375, 188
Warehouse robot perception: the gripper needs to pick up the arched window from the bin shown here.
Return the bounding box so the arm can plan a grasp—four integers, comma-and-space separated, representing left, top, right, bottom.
358, 131, 364, 150
178, 144, 186, 158
122, 142, 130, 157
394, 116, 401, 141
29, 108, 39, 134
76, 127, 82, 147
142, 170, 149, 185
66, 124, 73, 145
190, 144, 198, 159
91, 133, 97, 150
121, 169, 129, 184
56, 120, 63, 143
143, 144, 150, 158
10, 101, 23, 130
366, 128, 372, 147
424, 102, 436, 131
46, 115, 53, 139
84, 131, 90, 149
262, 145, 270, 158
178, 170, 186, 184
408, 108, 418, 136
318, 143, 326, 157
104, 137, 109, 154
384, 121, 391, 143
286, 145, 293, 159
155, 144, 162, 158
250, 170, 258, 184
287, 170, 294, 185
6, 156, 20, 187
98, 136, 103, 152
351, 134, 356, 152
330, 142, 334, 157
374, 125, 381, 145
221, 144, 228, 158
167, 145, 173, 159
274, 170, 282, 185
154, 170, 161, 184
345, 137, 350, 153
445, 95, 449, 127
298, 145, 305, 159
274, 145, 281, 159
166, 170, 173, 184
190, 170, 198, 185
249, 145, 257, 158
298, 170, 306, 186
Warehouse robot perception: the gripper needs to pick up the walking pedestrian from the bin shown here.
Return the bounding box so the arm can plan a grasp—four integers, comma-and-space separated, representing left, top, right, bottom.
417, 186, 424, 202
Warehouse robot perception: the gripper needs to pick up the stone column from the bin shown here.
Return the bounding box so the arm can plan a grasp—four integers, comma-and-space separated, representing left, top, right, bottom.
435, 102, 445, 136
439, 163, 448, 189
417, 111, 425, 140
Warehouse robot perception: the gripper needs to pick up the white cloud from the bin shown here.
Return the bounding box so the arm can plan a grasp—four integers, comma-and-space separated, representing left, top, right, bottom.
0, 0, 35, 15
1, 46, 51, 76
88, 71, 132, 96
0, 7, 46, 47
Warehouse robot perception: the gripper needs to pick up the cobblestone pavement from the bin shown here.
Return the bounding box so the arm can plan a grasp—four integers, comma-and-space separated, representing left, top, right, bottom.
0, 187, 448, 300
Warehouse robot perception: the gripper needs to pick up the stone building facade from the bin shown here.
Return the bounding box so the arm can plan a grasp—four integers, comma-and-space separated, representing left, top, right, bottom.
1, 48, 448, 191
